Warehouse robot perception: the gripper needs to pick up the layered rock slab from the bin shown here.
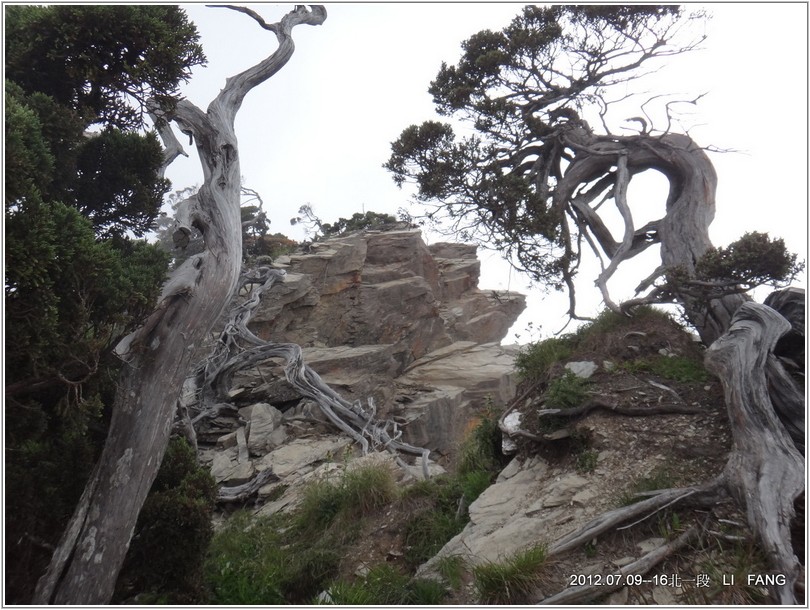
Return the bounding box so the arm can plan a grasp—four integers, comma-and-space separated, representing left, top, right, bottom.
204, 228, 526, 509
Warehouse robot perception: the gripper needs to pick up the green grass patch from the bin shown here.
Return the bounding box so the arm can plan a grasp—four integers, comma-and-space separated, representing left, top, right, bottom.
436, 554, 466, 590
515, 336, 574, 381
295, 462, 397, 532
322, 564, 447, 605
575, 448, 599, 474
473, 544, 549, 604
401, 412, 506, 569
205, 463, 397, 604
620, 354, 709, 383
402, 476, 469, 569
685, 541, 771, 604
516, 306, 677, 382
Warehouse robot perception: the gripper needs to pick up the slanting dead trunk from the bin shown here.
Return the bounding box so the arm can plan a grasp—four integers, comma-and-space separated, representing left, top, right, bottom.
32, 6, 326, 604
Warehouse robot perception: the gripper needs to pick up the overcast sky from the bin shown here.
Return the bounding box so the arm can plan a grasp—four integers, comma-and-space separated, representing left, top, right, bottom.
168, 3, 808, 343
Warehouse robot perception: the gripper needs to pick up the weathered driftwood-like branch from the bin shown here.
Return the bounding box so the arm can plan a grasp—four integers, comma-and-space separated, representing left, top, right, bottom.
541, 523, 703, 605
218, 468, 279, 503
188, 266, 433, 481
499, 396, 701, 445
33, 6, 327, 605
547, 479, 725, 556
705, 300, 804, 604
595, 153, 633, 313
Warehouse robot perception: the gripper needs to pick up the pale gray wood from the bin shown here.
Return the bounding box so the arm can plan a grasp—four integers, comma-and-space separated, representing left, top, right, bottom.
32, 6, 327, 604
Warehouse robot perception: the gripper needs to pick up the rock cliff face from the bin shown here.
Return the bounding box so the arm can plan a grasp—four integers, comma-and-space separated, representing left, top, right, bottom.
201, 228, 526, 501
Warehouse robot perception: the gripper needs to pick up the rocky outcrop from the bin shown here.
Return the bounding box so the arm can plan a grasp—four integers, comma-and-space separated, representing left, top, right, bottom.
200, 228, 525, 512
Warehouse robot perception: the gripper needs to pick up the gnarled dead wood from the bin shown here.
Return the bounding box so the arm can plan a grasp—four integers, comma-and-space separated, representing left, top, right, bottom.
218, 469, 279, 503
186, 265, 433, 481
541, 523, 703, 605
705, 300, 804, 605
547, 479, 725, 557
33, 6, 327, 605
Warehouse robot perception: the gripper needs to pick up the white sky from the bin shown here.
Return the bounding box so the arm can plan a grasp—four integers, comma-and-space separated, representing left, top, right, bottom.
168, 3, 808, 343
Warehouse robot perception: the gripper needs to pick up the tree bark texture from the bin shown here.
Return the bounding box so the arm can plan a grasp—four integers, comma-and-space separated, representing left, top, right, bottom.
558, 131, 748, 345
705, 299, 804, 604
32, 6, 326, 604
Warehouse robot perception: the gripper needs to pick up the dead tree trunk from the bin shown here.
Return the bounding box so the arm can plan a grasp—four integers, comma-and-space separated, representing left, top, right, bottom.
705, 297, 804, 604
32, 6, 326, 604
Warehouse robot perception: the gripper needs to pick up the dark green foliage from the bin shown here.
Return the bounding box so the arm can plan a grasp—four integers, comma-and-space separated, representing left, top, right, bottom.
694, 231, 804, 291
6, 80, 170, 236
515, 336, 575, 381
4, 6, 199, 601
385, 5, 693, 287
545, 371, 589, 409
4, 414, 99, 604
321, 210, 400, 238
5, 201, 168, 387
457, 409, 508, 475
4, 81, 60, 205
5, 5, 205, 129
73, 128, 169, 237
114, 438, 217, 603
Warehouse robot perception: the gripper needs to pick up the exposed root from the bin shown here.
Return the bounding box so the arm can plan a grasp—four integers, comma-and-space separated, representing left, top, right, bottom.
547, 479, 725, 556
181, 266, 432, 480
541, 523, 703, 604
217, 469, 279, 503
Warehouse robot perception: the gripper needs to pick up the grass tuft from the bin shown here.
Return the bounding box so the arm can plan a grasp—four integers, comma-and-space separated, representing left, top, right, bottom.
473, 544, 549, 604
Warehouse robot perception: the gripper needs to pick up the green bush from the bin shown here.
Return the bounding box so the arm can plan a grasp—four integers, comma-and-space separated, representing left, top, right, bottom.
515, 336, 573, 381
545, 371, 589, 409
473, 544, 549, 604
115, 437, 217, 603
575, 449, 599, 474
457, 410, 505, 475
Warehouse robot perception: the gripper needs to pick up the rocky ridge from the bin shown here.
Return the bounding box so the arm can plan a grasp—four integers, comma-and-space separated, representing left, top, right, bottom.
199, 228, 526, 513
